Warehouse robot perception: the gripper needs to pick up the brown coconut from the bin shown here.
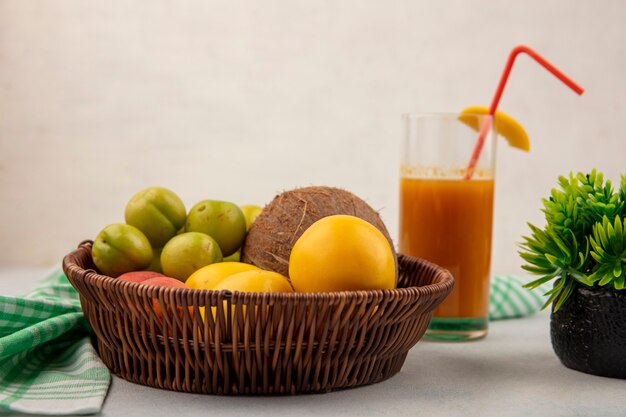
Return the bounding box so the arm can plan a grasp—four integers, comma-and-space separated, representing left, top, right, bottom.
241, 186, 397, 279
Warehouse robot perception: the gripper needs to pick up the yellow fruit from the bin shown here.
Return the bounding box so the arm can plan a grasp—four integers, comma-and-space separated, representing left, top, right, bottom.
212, 270, 294, 293
289, 215, 396, 292
198, 270, 293, 334
185, 262, 260, 290
240, 205, 263, 231
459, 105, 530, 151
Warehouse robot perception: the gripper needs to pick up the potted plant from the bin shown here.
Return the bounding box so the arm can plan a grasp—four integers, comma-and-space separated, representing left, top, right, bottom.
520, 169, 626, 379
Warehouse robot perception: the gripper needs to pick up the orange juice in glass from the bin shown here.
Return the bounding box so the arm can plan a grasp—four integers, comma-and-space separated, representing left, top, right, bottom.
399, 113, 497, 341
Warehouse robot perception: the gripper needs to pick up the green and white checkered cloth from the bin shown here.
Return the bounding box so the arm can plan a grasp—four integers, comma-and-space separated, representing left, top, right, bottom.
0, 267, 110, 415
489, 274, 550, 320
0, 266, 547, 415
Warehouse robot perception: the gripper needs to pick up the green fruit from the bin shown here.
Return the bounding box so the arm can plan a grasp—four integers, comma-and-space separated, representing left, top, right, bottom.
125, 187, 186, 248
160, 232, 223, 281
185, 200, 247, 256
240, 205, 263, 231
92, 224, 153, 277
146, 247, 163, 273
222, 249, 241, 262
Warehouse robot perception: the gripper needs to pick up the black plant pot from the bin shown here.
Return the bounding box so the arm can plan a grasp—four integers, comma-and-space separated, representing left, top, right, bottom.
551, 284, 626, 379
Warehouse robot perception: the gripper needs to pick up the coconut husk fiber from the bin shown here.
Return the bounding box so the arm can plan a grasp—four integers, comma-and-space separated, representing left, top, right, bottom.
241, 186, 397, 279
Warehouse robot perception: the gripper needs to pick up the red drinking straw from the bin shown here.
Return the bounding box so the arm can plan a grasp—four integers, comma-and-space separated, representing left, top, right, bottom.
464, 45, 585, 180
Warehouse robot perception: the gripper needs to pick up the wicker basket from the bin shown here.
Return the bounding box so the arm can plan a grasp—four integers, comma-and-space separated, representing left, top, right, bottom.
62, 240, 453, 395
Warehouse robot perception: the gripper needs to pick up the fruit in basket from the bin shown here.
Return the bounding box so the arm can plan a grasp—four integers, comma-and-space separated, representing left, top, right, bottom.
186, 262, 259, 290
146, 247, 163, 273
223, 250, 241, 262
92, 224, 153, 277
240, 204, 263, 230
143, 276, 189, 288
199, 269, 293, 325
241, 186, 397, 278
141, 276, 191, 325
186, 200, 247, 257
289, 215, 396, 292
118, 271, 163, 283
212, 270, 294, 293
124, 187, 187, 248
161, 232, 223, 281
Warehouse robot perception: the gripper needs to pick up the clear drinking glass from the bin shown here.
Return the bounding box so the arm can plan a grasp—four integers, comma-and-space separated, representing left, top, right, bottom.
399, 113, 497, 341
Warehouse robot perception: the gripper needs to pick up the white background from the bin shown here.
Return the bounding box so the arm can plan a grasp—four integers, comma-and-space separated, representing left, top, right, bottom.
1, 1, 624, 273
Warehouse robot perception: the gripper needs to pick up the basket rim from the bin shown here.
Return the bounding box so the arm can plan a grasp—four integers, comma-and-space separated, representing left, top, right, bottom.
63, 240, 454, 303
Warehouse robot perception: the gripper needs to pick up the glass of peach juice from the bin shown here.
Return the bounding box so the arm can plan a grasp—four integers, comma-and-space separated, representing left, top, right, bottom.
399, 113, 497, 341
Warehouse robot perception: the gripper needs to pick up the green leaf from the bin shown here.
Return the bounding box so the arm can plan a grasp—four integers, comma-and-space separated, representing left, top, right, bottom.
615, 217, 625, 253
523, 271, 560, 289
616, 216, 625, 245
543, 277, 566, 311
586, 271, 600, 285
550, 230, 572, 261
590, 235, 606, 258
519, 170, 626, 310
599, 272, 614, 286
545, 278, 565, 295
520, 239, 546, 256
590, 250, 603, 263
553, 279, 575, 312
619, 173, 626, 213
597, 218, 611, 250
567, 268, 590, 286
544, 253, 561, 267
606, 217, 621, 255
528, 224, 552, 246
518, 249, 553, 268
521, 264, 556, 275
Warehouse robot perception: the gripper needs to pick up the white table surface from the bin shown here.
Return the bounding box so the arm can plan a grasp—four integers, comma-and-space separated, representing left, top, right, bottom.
2, 266, 625, 417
